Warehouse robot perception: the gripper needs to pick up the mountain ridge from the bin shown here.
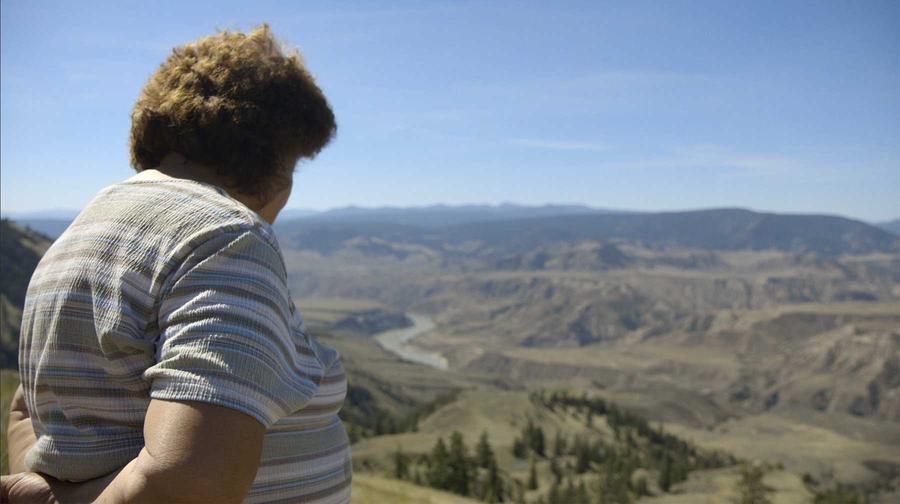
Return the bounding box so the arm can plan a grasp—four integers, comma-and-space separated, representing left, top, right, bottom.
0, 219, 52, 368
11, 204, 897, 256
8, 206, 897, 257
274, 207, 900, 257
877, 218, 900, 237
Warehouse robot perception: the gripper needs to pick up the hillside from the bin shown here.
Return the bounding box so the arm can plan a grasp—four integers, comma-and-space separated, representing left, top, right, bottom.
348, 386, 858, 503
0, 219, 51, 368
302, 297, 897, 502
352, 473, 483, 504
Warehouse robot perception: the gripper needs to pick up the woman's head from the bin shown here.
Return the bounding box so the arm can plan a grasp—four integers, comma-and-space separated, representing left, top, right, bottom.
129, 24, 335, 200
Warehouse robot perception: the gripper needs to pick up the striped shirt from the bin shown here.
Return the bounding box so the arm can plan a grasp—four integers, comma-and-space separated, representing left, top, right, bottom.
18, 176, 352, 503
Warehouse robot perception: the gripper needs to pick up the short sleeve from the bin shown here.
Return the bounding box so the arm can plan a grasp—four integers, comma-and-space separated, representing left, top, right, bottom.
143, 228, 323, 428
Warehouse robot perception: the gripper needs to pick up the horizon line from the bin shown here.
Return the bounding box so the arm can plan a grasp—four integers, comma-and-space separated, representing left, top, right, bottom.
2, 203, 897, 224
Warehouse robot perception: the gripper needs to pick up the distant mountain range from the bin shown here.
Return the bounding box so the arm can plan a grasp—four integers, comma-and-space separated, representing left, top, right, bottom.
4, 203, 611, 223
5, 203, 614, 238
2, 209, 81, 220
274, 207, 900, 256
878, 218, 900, 236
6, 205, 899, 256
4, 219, 72, 240
298, 203, 623, 227
440, 208, 900, 255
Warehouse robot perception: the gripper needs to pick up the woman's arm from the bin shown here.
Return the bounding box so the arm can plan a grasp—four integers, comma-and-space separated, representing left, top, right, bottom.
7, 384, 37, 474
2, 398, 265, 504
93, 398, 265, 504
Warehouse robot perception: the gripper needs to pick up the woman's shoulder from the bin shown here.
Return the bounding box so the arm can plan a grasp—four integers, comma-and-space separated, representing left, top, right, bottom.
87, 175, 277, 248
52, 176, 285, 294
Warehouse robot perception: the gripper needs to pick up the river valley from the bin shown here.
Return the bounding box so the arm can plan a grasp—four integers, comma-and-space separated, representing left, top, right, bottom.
373, 313, 448, 370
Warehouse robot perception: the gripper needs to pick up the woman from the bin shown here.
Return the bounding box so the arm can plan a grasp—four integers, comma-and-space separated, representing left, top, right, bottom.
3, 25, 351, 503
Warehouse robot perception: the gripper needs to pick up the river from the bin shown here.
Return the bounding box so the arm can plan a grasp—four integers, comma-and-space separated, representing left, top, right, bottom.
373, 313, 448, 370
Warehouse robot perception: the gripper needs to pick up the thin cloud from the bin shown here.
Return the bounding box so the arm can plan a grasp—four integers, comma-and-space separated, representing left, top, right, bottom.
461, 69, 705, 103
600, 145, 801, 174
510, 138, 611, 152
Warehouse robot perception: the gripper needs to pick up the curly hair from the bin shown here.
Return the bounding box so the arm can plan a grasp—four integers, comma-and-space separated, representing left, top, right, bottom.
129, 24, 336, 197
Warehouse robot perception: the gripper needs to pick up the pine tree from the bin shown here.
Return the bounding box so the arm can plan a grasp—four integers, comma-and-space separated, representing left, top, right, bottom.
477, 431, 494, 469
812, 485, 865, 504
447, 431, 471, 496
733, 464, 773, 504
512, 436, 527, 459
632, 473, 650, 497
486, 458, 505, 502
428, 437, 451, 490
598, 464, 631, 504
575, 439, 591, 474
575, 481, 590, 504
393, 446, 408, 480
592, 439, 607, 464
513, 478, 526, 504
533, 424, 546, 457
528, 456, 539, 490
672, 455, 689, 486
659, 452, 673, 493
522, 418, 546, 457
563, 478, 577, 503
549, 456, 563, 484
547, 482, 562, 504
553, 430, 566, 457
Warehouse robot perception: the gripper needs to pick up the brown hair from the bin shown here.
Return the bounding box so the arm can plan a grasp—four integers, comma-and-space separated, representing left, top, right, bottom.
129, 24, 336, 197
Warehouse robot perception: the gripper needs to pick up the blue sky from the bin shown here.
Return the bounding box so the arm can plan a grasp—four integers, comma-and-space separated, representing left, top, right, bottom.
2, 0, 898, 221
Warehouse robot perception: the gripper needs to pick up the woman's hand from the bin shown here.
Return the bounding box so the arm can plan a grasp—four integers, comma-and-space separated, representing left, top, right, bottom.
2, 384, 54, 503
1, 472, 56, 504
1, 469, 122, 503
7, 384, 38, 473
